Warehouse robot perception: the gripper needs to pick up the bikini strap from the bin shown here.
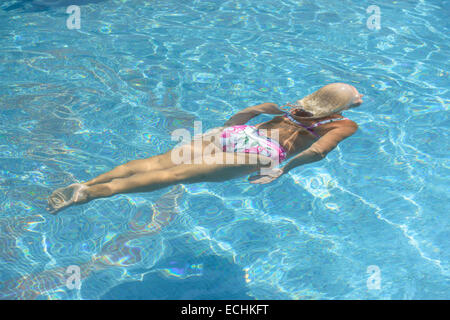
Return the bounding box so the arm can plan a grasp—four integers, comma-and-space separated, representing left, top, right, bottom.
284, 113, 349, 138
307, 117, 349, 129
284, 113, 320, 137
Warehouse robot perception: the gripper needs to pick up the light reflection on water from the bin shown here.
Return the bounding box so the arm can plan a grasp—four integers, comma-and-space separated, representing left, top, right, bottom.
0, 0, 449, 299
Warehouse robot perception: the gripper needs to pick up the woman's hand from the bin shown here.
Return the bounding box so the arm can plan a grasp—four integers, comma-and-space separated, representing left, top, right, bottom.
248, 168, 284, 184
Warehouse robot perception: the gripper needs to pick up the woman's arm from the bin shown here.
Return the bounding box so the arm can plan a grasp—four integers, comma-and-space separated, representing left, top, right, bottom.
224, 102, 284, 127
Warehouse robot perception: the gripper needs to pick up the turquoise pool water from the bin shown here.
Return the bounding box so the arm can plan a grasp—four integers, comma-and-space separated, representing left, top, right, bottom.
0, 0, 448, 299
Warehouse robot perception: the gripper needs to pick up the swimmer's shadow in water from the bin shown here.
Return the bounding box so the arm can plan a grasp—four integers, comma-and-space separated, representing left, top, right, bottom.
100, 255, 253, 300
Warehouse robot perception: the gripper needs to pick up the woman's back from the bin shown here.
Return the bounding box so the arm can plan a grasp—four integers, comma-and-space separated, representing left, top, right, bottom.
255, 113, 356, 159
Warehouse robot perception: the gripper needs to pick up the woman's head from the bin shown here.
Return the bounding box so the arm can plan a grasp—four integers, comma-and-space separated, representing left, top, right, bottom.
294, 83, 363, 118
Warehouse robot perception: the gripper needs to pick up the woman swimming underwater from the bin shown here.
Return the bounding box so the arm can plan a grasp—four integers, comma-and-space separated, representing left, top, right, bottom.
47, 82, 364, 214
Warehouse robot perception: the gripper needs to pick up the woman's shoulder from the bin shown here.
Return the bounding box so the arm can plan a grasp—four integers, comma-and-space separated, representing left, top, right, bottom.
327, 116, 358, 137
338, 117, 358, 130
312, 115, 358, 138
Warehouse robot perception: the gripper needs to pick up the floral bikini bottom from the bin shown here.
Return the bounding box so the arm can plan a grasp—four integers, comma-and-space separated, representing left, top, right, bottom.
220, 125, 287, 163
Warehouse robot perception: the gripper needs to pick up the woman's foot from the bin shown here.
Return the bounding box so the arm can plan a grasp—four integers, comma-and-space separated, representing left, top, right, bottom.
47, 183, 89, 214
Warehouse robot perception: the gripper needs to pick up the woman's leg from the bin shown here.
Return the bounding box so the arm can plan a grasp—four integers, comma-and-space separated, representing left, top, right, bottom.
75, 152, 270, 202
84, 153, 172, 186
47, 140, 203, 214
83, 138, 211, 187
47, 138, 271, 214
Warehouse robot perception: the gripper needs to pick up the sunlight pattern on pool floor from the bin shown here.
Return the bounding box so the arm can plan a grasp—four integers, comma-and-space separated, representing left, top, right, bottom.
0, 0, 448, 299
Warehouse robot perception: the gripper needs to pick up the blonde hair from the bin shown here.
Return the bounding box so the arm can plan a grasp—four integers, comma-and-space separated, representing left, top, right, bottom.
296, 83, 357, 119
